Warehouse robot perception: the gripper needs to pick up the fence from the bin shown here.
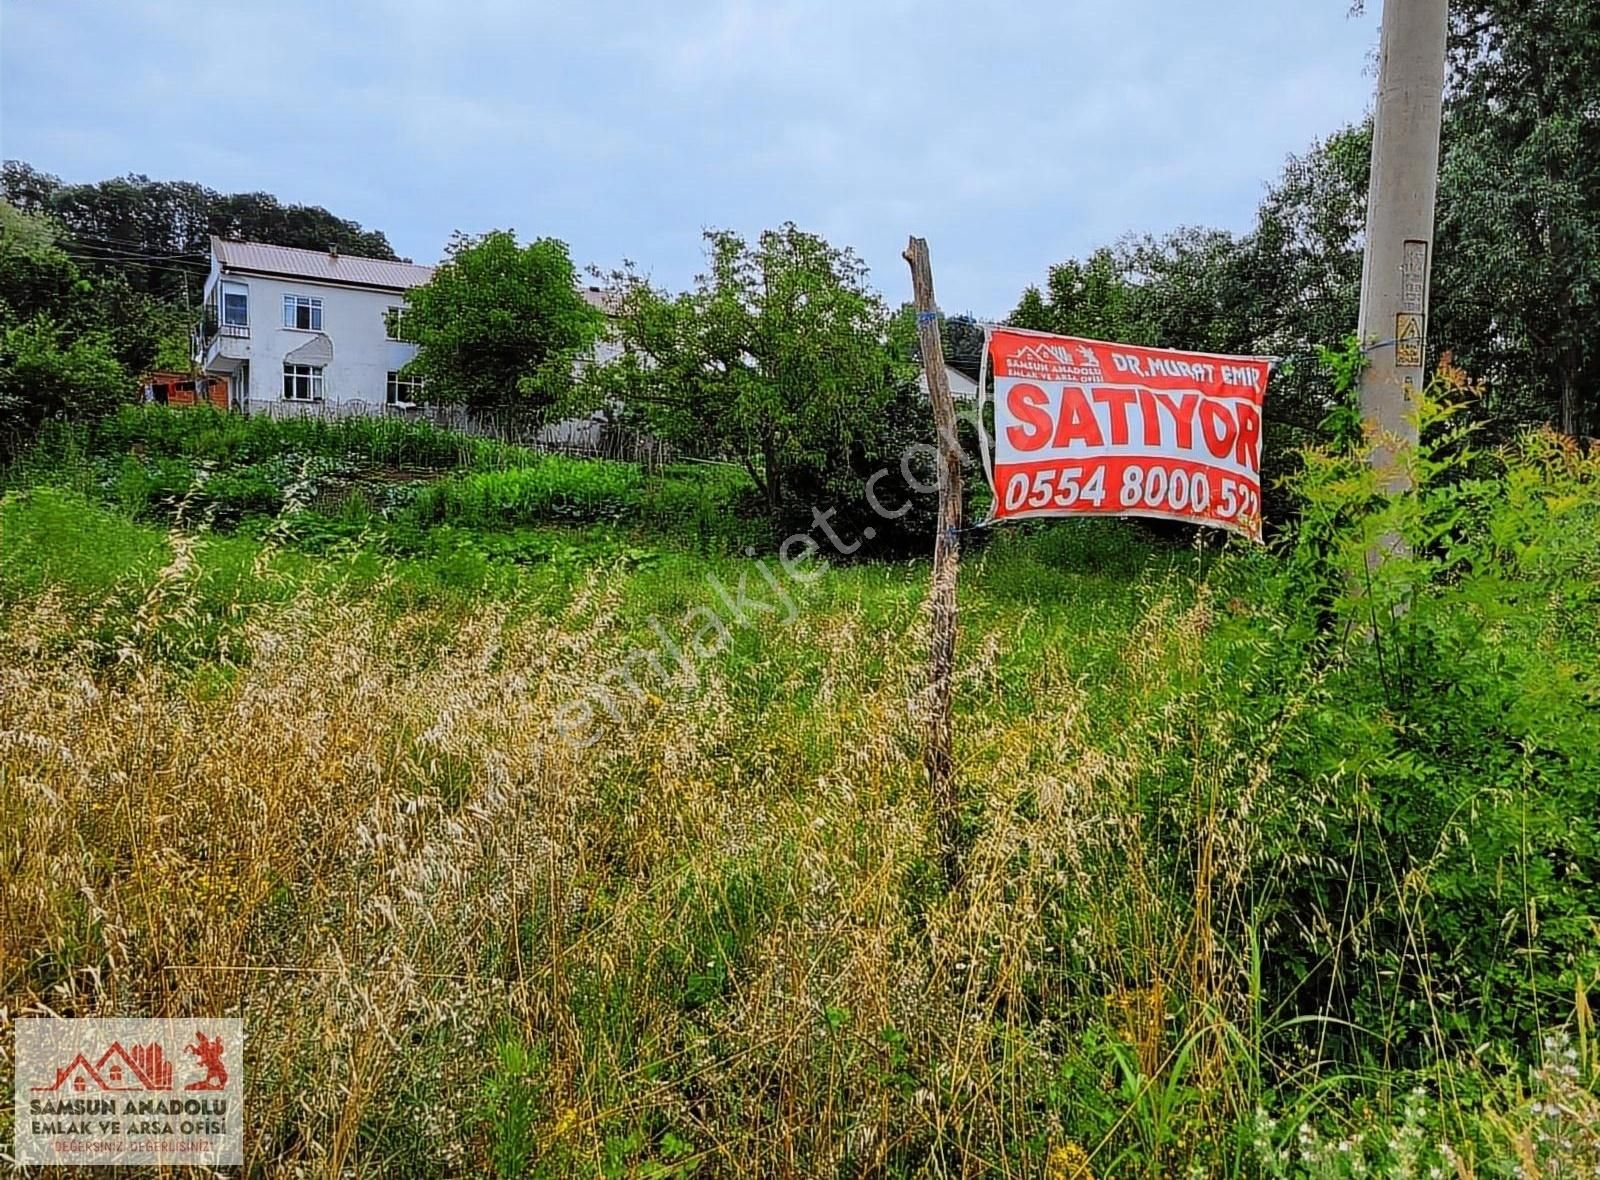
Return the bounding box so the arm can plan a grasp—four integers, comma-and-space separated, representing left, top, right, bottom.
246, 399, 677, 471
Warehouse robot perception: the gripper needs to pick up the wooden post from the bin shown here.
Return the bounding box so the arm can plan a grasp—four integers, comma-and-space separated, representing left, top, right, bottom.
903, 236, 964, 890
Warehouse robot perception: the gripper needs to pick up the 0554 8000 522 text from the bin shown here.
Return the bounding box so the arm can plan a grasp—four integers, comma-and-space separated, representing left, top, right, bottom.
992, 456, 1260, 532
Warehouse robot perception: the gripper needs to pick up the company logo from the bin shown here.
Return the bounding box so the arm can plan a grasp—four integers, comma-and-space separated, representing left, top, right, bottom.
32, 1041, 174, 1093
1003, 340, 1104, 382
14, 1018, 244, 1167
185, 1032, 229, 1091
31, 1031, 228, 1095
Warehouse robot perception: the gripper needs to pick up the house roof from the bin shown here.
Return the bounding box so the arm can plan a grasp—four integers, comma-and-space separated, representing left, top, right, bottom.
578, 285, 620, 314
917, 363, 979, 401
212, 239, 621, 311
212, 236, 434, 291
36, 1053, 108, 1092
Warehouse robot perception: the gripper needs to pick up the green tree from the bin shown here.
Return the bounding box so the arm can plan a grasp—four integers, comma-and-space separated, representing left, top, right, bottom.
1, 200, 188, 375
1120, 227, 1254, 355
88, 270, 194, 374
1432, 0, 1600, 437
0, 200, 91, 329
939, 313, 987, 376
398, 230, 602, 418
887, 307, 985, 378
0, 316, 127, 448
1006, 246, 1137, 341
1, 161, 399, 304
592, 223, 918, 528
1008, 286, 1051, 333
1236, 126, 1371, 446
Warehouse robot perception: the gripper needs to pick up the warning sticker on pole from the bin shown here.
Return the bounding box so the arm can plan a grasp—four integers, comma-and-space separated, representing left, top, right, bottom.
1395, 312, 1424, 367
983, 328, 1273, 540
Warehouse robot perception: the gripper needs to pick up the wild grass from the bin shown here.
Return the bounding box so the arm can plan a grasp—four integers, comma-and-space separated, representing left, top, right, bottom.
4, 405, 765, 552
0, 387, 1596, 1176
23, 403, 527, 471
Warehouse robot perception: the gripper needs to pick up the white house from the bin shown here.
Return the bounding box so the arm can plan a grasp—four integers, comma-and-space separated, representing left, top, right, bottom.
196, 237, 434, 415
916, 363, 979, 402
195, 238, 632, 433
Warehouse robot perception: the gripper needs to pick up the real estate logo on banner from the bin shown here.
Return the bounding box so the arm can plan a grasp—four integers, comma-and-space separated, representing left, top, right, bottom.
983, 328, 1273, 540
14, 1018, 244, 1168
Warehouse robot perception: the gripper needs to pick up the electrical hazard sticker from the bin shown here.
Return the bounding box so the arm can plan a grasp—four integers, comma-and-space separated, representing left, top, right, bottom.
1395, 313, 1424, 368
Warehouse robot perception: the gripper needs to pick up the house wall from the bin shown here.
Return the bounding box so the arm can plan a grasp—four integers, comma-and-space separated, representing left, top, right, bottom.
201, 270, 419, 415
143, 371, 228, 409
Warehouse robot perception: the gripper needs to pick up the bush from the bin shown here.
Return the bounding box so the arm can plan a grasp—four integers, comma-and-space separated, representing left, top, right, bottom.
403, 458, 646, 528
93, 452, 375, 528
638, 463, 769, 552
770, 377, 954, 557
105, 452, 197, 519
0, 316, 128, 452
1255, 363, 1600, 1053
84, 404, 486, 469
198, 466, 289, 527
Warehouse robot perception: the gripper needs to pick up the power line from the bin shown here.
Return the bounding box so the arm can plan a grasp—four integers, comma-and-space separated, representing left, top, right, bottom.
56, 253, 208, 284
56, 228, 214, 251
65, 244, 203, 263
68, 238, 205, 254
58, 250, 199, 271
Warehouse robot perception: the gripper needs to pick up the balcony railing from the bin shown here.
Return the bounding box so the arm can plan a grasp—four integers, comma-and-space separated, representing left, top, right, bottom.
195, 319, 249, 358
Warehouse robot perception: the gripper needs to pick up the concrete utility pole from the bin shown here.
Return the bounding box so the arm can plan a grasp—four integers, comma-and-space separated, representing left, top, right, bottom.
1356, 0, 1449, 491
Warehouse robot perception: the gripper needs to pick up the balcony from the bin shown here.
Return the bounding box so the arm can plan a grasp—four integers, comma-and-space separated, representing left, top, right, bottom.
196, 310, 251, 370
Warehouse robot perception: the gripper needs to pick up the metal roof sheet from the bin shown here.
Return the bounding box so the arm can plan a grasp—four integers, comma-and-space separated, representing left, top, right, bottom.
212, 236, 434, 290
578, 285, 621, 313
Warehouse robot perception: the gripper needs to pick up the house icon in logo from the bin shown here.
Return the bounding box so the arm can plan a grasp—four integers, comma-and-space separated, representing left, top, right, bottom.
33, 1042, 174, 1093
1011, 343, 1071, 367
1007, 342, 1102, 377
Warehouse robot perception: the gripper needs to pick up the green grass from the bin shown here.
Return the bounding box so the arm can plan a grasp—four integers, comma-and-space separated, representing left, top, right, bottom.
2, 398, 1596, 1177
0, 483, 172, 600
39, 401, 518, 469
6, 405, 768, 551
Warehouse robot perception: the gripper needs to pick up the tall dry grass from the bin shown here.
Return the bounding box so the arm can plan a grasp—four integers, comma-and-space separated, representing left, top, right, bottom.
1, 527, 1593, 1176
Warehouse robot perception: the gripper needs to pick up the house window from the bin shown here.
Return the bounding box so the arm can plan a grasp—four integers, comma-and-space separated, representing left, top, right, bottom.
282, 294, 323, 330
283, 363, 324, 401
385, 305, 405, 340
386, 371, 424, 406
221, 281, 248, 327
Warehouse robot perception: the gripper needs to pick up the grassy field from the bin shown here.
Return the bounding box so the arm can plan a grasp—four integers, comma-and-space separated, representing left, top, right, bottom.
1, 405, 1597, 1177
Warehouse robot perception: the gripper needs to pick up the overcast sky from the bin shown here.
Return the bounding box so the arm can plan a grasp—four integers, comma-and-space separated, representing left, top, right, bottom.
0, 1, 1380, 316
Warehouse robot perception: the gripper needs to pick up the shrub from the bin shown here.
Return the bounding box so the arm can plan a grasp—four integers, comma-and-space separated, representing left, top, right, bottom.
403, 458, 645, 528
1259, 362, 1600, 1053
639, 463, 768, 552
104, 452, 197, 519
0, 316, 128, 452
198, 466, 289, 527
85, 404, 485, 469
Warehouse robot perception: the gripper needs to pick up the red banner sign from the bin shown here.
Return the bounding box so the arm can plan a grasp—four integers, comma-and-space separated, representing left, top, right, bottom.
983, 328, 1273, 540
